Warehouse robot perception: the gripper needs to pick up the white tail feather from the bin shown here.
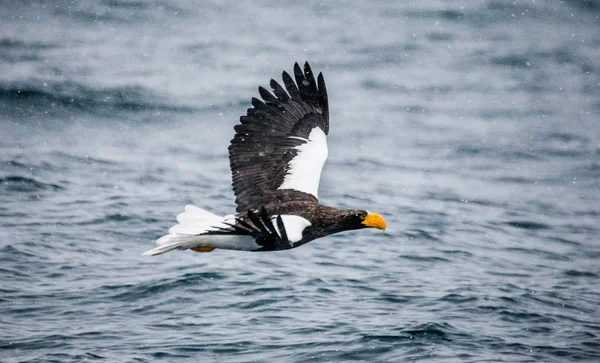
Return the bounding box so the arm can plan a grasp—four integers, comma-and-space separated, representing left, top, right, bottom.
167, 205, 224, 236
143, 205, 260, 256
142, 234, 209, 256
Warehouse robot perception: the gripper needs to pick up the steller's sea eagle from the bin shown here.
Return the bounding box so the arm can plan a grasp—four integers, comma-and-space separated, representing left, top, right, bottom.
143, 62, 386, 255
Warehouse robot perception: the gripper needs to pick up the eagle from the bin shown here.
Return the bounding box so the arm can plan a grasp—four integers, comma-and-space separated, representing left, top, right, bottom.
143, 62, 386, 255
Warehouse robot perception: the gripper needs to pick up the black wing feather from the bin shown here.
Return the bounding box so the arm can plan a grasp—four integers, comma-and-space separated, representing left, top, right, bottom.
207, 207, 292, 251
317, 73, 329, 130
229, 62, 329, 213
270, 79, 290, 102
282, 70, 302, 102
275, 216, 288, 242
258, 86, 279, 106
294, 63, 316, 110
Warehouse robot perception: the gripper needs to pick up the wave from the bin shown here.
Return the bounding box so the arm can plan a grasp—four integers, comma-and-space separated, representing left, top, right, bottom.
360, 322, 465, 344
0, 80, 197, 120
0, 37, 58, 63
504, 220, 550, 230
565, 0, 600, 11
50, 0, 189, 24
101, 272, 227, 302
0, 176, 63, 192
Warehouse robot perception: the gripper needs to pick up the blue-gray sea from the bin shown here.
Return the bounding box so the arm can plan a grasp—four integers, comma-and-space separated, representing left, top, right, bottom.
1, 1, 599, 362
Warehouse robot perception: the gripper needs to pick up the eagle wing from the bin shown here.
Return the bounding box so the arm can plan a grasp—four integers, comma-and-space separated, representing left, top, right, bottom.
205, 207, 293, 251
229, 62, 329, 213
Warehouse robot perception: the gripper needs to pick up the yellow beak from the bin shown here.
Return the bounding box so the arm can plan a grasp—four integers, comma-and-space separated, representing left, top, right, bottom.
362, 212, 386, 231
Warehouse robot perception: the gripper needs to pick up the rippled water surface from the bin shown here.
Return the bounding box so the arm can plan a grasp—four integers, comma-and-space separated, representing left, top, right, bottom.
1, 1, 599, 362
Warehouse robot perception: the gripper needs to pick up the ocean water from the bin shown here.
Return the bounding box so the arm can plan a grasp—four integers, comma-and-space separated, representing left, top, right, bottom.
1, 0, 599, 362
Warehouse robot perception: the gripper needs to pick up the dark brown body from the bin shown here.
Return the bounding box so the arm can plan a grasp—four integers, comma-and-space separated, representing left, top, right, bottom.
248, 197, 368, 249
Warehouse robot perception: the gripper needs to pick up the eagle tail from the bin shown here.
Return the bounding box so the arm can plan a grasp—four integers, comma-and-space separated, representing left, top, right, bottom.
143, 205, 223, 256
143, 205, 259, 255
142, 234, 199, 256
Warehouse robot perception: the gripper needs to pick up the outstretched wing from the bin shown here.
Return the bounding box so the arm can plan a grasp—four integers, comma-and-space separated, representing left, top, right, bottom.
229, 62, 329, 213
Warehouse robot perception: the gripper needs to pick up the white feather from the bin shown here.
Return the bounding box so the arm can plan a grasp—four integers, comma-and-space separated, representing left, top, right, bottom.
143, 205, 260, 256
167, 205, 235, 236
278, 127, 328, 199
288, 136, 309, 142
272, 215, 311, 243
142, 234, 259, 256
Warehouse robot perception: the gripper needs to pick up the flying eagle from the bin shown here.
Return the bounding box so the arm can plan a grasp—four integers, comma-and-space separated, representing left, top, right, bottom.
143, 62, 386, 255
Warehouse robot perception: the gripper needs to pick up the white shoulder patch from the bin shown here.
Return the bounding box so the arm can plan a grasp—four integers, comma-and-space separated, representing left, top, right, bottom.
272, 215, 311, 243
278, 127, 328, 199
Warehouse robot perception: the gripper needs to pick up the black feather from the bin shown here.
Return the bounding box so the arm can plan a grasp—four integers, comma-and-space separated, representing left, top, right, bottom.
228, 63, 330, 213
270, 79, 290, 102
